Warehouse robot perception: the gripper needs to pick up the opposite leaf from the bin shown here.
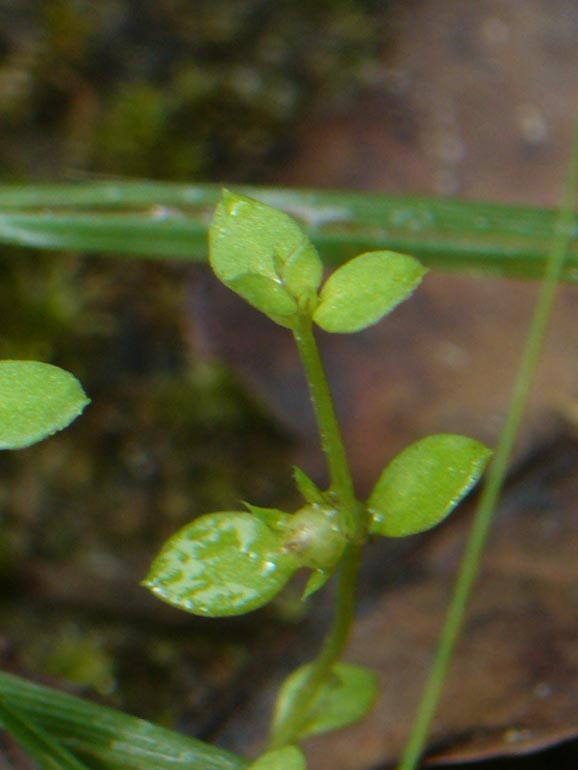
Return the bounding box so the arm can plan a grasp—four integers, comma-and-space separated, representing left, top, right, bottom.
313, 250, 427, 333
0, 361, 89, 450
248, 747, 307, 770
144, 512, 299, 617
369, 434, 492, 537
293, 466, 325, 506
273, 662, 378, 741
209, 191, 322, 325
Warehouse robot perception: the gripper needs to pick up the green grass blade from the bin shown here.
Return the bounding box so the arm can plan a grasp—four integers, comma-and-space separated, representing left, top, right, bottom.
0, 670, 249, 770
0, 697, 91, 770
397, 107, 578, 770
0, 183, 576, 280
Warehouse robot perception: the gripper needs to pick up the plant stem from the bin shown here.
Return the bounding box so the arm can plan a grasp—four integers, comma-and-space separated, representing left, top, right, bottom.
292, 316, 360, 536
268, 316, 363, 749
269, 544, 361, 749
397, 108, 578, 770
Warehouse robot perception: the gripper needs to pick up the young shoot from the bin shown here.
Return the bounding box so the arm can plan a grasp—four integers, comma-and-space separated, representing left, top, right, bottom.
143, 191, 491, 756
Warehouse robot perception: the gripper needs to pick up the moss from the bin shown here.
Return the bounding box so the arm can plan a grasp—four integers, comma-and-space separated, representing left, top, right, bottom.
0, 0, 388, 179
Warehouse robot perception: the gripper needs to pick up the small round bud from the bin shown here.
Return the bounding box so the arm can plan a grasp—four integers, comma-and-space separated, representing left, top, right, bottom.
283, 505, 347, 569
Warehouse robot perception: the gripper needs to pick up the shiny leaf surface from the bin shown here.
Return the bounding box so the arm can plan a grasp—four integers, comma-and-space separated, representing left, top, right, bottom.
144, 512, 299, 616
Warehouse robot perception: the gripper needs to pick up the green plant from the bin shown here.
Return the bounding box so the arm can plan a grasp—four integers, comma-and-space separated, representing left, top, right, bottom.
1, 167, 575, 768
140, 191, 491, 765
0, 191, 492, 770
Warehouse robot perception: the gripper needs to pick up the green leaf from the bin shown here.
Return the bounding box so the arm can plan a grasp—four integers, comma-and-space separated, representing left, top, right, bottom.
144, 512, 299, 616
293, 466, 325, 505
0, 697, 91, 770
209, 191, 322, 325
313, 250, 427, 333
242, 503, 291, 531
302, 567, 333, 600
248, 747, 307, 770
368, 434, 492, 537
228, 274, 298, 326
0, 361, 89, 450
0, 669, 249, 770
273, 663, 378, 741
280, 242, 323, 309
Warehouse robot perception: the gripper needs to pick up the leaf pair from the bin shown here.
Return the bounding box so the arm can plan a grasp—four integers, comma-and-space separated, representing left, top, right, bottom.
210, 191, 427, 333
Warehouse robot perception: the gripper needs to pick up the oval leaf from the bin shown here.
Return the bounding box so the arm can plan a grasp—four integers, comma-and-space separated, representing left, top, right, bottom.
248, 747, 307, 770
209, 191, 322, 324
313, 250, 427, 333
273, 662, 378, 741
144, 512, 299, 617
369, 434, 492, 537
0, 361, 89, 450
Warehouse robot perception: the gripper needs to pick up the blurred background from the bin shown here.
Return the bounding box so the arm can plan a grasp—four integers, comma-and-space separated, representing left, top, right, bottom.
1, 2, 578, 769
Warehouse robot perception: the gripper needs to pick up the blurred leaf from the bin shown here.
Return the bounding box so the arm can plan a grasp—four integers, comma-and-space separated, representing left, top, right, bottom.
0, 670, 249, 770
0, 183, 577, 281
248, 746, 307, 770
302, 568, 333, 600
273, 663, 378, 741
314, 251, 427, 333
144, 512, 299, 616
369, 434, 491, 537
0, 361, 89, 450
0, 697, 91, 770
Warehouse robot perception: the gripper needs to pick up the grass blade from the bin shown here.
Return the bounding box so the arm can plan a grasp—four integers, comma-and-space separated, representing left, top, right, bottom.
397, 106, 578, 770
0, 697, 91, 770
0, 183, 576, 280
0, 670, 249, 770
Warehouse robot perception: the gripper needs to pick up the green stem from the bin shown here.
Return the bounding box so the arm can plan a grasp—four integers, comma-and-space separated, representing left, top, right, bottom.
269, 544, 362, 749
397, 108, 578, 770
292, 316, 360, 536
268, 316, 363, 749
269, 545, 361, 750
